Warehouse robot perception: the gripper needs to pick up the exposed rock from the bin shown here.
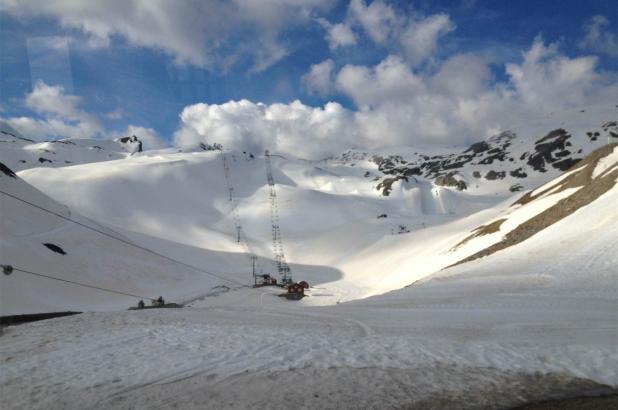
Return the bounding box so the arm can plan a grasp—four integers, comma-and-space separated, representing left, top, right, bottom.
0, 162, 17, 178
43, 243, 66, 255
527, 128, 572, 172
38, 157, 52, 163
376, 176, 408, 196
394, 224, 410, 234
478, 150, 507, 165
117, 135, 143, 153
552, 157, 581, 171
435, 172, 467, 191
485, 170, 506, 180
555, 150, 571, 158
454, 144, 618, 266
453, 218, 506, 250
602, 121, 617, 132
51, 139, 76, 145
465, 141, 490, 154
510, 184, 524, 192
402, 167, 422, 177
199, 142, 223, 151
510, 168, 528, 178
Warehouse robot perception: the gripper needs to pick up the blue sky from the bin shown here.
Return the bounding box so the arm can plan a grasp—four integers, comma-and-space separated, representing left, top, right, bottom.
1, 0, 617, 156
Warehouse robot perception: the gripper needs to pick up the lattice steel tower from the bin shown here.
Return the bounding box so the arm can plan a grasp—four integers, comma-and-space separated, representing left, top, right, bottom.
264, 150, 292, 284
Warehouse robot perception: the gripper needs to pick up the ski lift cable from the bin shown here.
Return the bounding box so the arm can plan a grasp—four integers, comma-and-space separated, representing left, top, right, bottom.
0, 189, 246, 287
2, 265, 156, 301
221, 153, 261, 270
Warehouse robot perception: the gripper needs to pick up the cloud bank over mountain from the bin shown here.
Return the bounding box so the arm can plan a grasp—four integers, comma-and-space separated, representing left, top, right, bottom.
174, 37, 618, 158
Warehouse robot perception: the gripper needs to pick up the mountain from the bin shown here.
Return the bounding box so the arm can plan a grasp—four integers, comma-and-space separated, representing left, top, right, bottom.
1, 107, 616, 312
1, 111, 617, 410
0, 121, 143, 173
333, 116, 617, 197
0, 159, 252, 315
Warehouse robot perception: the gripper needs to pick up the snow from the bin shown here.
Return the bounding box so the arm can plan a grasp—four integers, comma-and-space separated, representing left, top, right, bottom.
0, 120, 143, 173
10, 149, 512, 307
0, 167, 252, 315
1, 185, 616, 408
592, 145, 618, 178
4, 136, 616, 310
1, 116, 617, 408
529, 165, 585, 197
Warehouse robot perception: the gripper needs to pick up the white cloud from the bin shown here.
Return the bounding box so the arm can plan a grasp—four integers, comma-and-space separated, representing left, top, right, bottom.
317, 18, 358, 50
174, 38, 618, 159
506, 37, 599, 109
579, 15, 618, 57
400, 14, 455, 66
3, 81, 167, 148
5, 81, 104, 140
302, 59, 336, 96
336, 55, 423, 108
431, 53, 491, 97
348, 0, 401, 44
0, 0, 333, 72
25, 81, 95, 123
3, 116, 103, 141
329, 2, 453, 66
174, 100, 360, 159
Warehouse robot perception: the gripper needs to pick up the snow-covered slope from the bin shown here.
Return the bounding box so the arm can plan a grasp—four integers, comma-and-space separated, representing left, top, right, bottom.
1, 106, 617, 313
0, 173, 616, 409
11, 148, 498, 305
1, 109, 618, 409
0, 164, 262, 315
0, 121, 143, 172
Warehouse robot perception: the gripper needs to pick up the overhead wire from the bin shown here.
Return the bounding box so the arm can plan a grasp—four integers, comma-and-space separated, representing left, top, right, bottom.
3, 265, 155, 301
0, 189, 246, 287
222, 153, 261, 272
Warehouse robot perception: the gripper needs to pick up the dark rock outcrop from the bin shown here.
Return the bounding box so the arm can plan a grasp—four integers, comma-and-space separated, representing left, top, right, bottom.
527, 129, 574, 172
465, 141, 490, 154
510, 168, 528, 178
435, 172, 467, 191
0, 162, 17, 178
43, 243, 66, 255
485, 170, 506, 180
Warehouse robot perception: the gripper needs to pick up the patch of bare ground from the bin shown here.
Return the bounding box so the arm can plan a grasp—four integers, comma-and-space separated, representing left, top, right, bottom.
81, 366, 616, 410
452, 218, 507, 250
452, 143, 618, 267
514, 143, 617, 206
509, 394, 618, 410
